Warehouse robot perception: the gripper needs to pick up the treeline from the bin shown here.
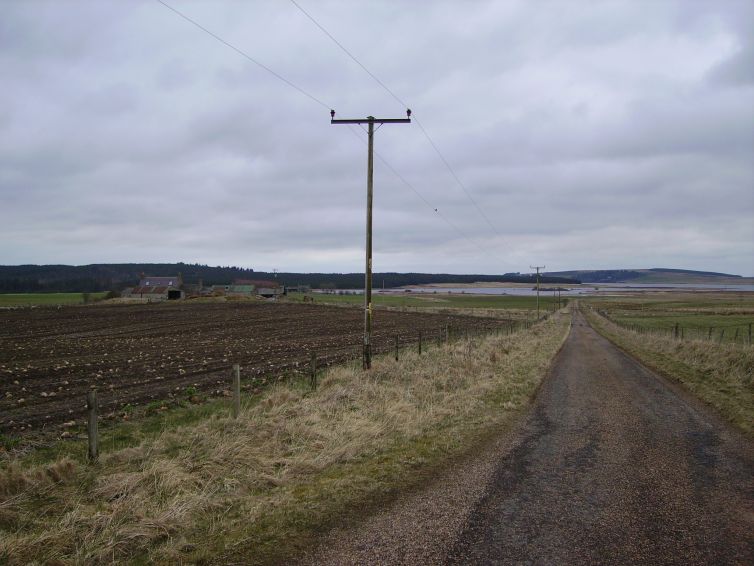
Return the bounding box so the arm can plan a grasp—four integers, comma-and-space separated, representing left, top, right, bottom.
646, 268, 739, 278
0, 263, 255, 293
557, 270, 646, 283
0, 263, 579, 293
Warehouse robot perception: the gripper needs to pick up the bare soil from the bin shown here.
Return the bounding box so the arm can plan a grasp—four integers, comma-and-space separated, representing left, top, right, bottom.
0, 302, 506, 438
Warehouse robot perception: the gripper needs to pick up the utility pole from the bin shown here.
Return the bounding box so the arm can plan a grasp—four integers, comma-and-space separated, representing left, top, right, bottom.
530, 265, 545, 319
331, 109, 411, 369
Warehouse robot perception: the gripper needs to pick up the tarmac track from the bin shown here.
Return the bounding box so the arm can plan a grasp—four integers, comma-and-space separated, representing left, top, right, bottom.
307, 309, 754, 565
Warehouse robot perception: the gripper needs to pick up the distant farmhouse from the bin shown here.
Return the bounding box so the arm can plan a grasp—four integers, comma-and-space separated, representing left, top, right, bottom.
122, 275, 290, 301
211, 279, 284, 299
121, 274, 184, 301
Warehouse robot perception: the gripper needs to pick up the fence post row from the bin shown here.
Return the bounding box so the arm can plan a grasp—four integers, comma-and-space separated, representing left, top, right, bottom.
310, 352, 317, 389
87, 389, 98, 463
232, 364, 241, 418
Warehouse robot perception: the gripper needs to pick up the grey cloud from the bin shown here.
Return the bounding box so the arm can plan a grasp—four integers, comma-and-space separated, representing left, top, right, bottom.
0, 0, 752, 275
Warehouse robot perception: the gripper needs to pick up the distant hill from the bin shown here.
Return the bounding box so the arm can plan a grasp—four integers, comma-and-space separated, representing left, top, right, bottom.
547, 268, 754, 285
0, 263, 579, 293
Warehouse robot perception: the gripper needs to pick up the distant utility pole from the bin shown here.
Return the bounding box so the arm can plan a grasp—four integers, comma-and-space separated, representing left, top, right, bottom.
530, 265, 546, 319
331, 109, 411, 369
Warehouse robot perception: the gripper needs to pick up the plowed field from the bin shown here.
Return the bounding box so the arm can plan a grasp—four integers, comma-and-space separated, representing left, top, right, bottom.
0, 302, 507, 437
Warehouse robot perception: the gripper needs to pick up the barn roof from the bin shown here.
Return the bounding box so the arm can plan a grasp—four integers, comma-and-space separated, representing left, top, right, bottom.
234, 279, 280, 288
131, 286, 169, 294
140, 276, 181, 287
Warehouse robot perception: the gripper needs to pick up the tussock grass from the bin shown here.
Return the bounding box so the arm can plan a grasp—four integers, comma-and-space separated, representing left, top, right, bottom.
1, 312, 570, 564
587, 309, 754, 435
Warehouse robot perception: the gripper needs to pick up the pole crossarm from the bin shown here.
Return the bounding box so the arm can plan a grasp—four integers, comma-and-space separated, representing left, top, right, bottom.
331, 110, 411, 369
331, 118, 411, 124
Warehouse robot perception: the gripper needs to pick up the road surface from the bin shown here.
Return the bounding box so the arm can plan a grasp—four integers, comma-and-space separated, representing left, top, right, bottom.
305, 310, 754, 565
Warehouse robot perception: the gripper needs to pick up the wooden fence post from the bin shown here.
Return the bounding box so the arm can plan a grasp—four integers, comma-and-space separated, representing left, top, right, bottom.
445, 323, 450, 343
232, 364, 240, 418
87, 389, 98, 463
674, 323, 679, 340
749, 323, 752, 346
718, 329, 725, 344
734, 328, 740, 344
418, 331, 422, 355
310, 352, 317, 389
394, 335, 399, 361
708, 327, 713, 340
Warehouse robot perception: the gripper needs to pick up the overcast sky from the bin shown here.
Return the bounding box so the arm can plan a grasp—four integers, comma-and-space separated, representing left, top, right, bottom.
1, 0, 752, 275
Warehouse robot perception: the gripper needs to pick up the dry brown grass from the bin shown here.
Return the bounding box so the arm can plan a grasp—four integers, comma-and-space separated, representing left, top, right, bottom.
587, 308, 754, 435
1, 312, 570, 564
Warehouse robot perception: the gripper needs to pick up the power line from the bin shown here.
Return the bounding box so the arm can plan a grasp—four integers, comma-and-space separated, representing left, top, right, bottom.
345, 127, 498, 260
288, 0, 507, 242
156, 0, 330, 110
289, 0, 409, 109
412, 116, 505, 240
156, 0, 504, 265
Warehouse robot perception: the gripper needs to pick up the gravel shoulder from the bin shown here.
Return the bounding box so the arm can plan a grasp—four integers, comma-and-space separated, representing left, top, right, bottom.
302, 309, 754, 565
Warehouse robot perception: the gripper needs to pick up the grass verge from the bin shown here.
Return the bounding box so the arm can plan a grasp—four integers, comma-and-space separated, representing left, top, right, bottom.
286, 291, 564, 313
1, 311, 570, 564
586, 308, 753, 436
0, 292, 109, 307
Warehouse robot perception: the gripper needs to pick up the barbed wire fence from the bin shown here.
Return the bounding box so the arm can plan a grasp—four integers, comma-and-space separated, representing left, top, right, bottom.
595, 309, 753, 346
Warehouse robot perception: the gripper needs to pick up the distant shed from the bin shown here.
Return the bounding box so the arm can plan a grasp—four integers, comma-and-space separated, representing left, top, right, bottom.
121, 274, 184, 300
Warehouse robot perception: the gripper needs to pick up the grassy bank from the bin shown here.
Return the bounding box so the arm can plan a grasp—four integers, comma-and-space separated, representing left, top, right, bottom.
1, 311, 570, 564
287, 291, 564, 314
589, 294, 754, 345
0, 292, 109, 307
586, 308, 753, 435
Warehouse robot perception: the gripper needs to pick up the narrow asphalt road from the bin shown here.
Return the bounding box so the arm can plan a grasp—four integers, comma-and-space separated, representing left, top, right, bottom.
448, 310, 754, 564
306, 310, 754, 565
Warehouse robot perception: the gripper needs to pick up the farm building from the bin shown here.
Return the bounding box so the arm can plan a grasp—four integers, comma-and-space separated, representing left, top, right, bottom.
238, 279, 284, 298
211, 279, 284, 299
121, 274, 185, 301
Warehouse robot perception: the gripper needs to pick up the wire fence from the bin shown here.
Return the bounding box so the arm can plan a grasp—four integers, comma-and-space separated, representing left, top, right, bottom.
285, 313, 552, 383
596, 310, 753, 347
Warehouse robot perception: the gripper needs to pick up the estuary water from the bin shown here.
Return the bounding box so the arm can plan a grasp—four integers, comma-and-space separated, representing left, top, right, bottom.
326, 283, 754, 297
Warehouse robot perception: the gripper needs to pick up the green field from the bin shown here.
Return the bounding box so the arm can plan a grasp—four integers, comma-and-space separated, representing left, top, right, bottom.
589, 293, 754, 344
287, 291, 564, 312
0, 292, 108, 307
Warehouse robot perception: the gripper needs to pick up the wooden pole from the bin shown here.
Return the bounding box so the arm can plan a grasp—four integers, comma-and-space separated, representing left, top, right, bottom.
87, 389, 98, 463
394, 335, 399, 361
310, 352, 317, 389
232, 364, 241, 418
331, 112, 410, 369
418, 330, 422, 355
749, 323, 752, 346
362, 118, 374, 370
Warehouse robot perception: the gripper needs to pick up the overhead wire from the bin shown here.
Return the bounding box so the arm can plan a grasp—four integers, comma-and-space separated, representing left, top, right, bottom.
155, 0, 330, 110
155, 0, 498, 259
345, 127, 493, 257
288, 0, 508, 244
